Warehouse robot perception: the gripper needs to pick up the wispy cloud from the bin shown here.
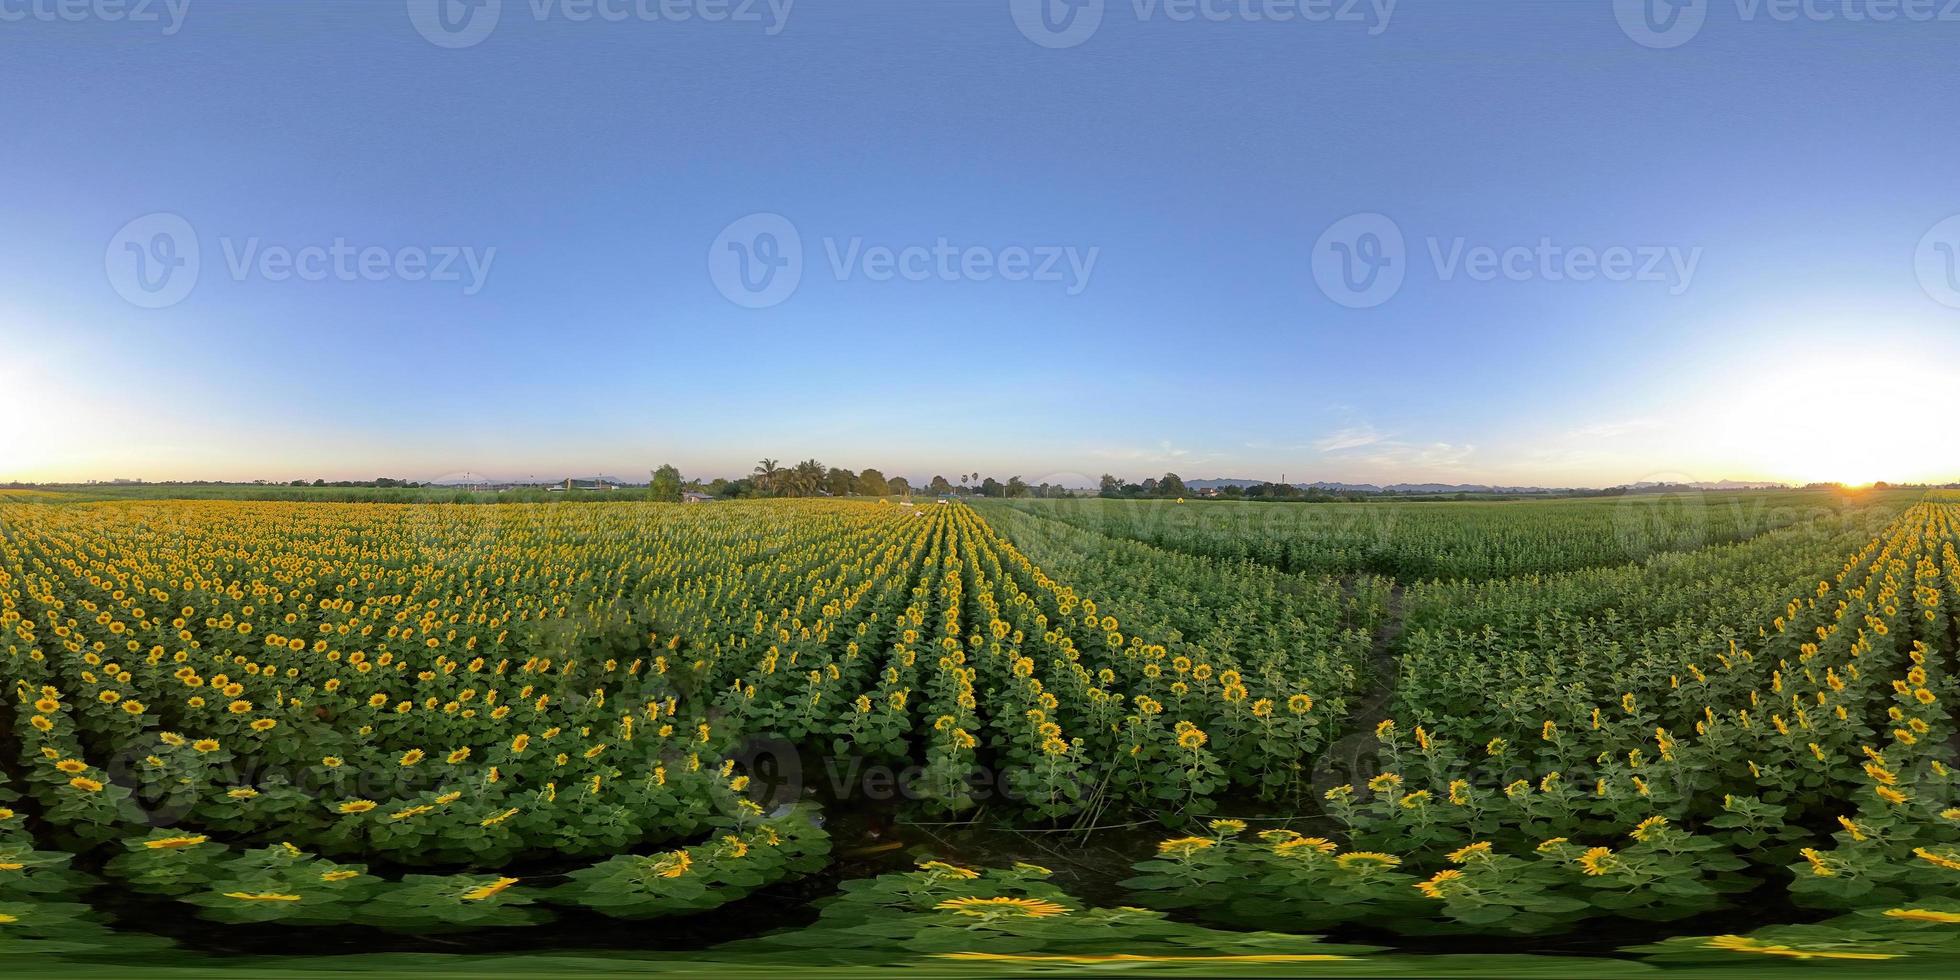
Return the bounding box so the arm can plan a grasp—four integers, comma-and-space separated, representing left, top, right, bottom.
1303, 419, 1476, 478
1088, 441, 1214, 465
1311, 426, 1384, 453
1566, 418, 1663, 440
1355, 441, 1476, 470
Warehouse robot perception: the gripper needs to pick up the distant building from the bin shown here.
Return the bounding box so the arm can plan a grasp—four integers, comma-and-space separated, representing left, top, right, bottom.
681, 492, 714, 504
550, 478, 620, 492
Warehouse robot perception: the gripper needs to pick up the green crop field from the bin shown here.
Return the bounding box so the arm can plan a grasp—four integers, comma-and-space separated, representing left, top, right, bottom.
3, 488, 1957, 976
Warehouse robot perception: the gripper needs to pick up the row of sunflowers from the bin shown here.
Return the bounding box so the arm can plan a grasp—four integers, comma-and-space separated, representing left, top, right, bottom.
992, 488, 1851, 580
1122, 497, 1960, 936
3, 491, 1954, 947
0, 495, 1360, 933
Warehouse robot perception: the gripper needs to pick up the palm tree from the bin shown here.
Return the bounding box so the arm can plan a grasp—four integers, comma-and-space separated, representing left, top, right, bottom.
753, 458, 780, 496
790, 459, 826, 497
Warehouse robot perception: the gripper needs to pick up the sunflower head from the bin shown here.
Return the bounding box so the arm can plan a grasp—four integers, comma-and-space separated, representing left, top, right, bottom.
1886, 908, 1960, 924
917, 860, 981, 880
1155, 837, 1215, 859
1334, 851, 1401, 872
934, 896, 1070, 919
1577, 846, 1617, 876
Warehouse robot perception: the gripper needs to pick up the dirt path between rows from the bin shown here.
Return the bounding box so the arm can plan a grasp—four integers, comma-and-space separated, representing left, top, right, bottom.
1310, 579, 1407, 796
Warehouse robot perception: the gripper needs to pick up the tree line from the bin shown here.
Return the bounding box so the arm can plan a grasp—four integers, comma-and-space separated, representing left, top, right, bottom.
1098, 473, 1190, 498
1097, 474, 1378, 502
646, 462, 1082, 501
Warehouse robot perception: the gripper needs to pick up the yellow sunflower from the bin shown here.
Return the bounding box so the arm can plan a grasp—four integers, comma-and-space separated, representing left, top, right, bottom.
1885, 908, 1960, 924
1334, 851, 1401, 871
935, 896, 1070, 918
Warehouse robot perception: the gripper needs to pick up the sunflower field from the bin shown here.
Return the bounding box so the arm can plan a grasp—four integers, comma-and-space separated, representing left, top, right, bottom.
1001, 490, 1851, 580
4, 489, 1959, 973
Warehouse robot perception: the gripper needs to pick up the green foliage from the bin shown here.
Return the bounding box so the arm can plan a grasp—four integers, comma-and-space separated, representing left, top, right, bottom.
983, 504, 1378, 802
0, 900, 174, 959
1000, 489, 1877, 581
0, 841, 91, 898
358, 873, 549, 932
739, 859, 1378, 966
1627, 898, 1960, 967
1122, 830, 1426, 931
552, 807, 830, 919
1122, 818, 1752, 936
181, 844, 382, 924
105, 831, 234, 897
1, 490, 1957, 968
649, 465, 682, 503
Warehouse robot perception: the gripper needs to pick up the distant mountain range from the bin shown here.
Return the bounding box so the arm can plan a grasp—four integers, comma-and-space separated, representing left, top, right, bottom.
1625, 480, 1786, 490
1183, 478, 1790, 494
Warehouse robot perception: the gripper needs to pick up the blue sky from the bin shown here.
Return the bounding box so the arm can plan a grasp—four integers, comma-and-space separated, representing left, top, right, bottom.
4, 0, 1957, 488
